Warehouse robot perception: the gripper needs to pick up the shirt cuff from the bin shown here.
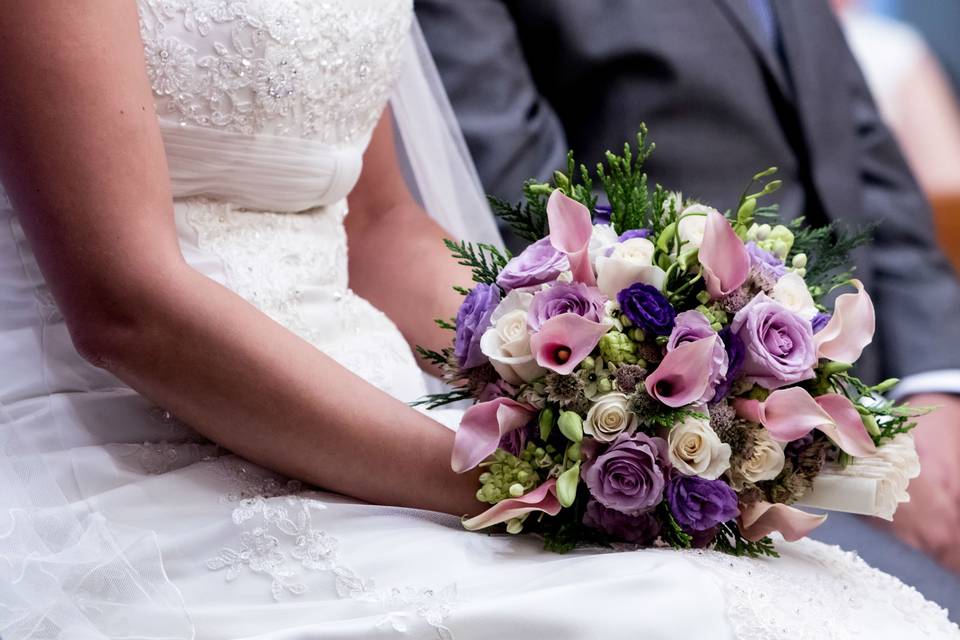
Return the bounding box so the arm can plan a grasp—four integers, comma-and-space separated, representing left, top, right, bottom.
889, 370, 960, 400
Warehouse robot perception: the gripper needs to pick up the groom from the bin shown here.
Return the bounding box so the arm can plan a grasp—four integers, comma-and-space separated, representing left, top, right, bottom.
418, 0, 960, 605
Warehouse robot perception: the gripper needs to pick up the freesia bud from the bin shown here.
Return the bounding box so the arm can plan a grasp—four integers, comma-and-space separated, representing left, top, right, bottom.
506, 518, 524, 534
558, 411, 584, 443
792, 253, 808, 269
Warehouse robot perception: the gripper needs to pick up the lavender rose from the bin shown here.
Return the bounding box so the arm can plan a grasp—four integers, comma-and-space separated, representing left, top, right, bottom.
730, 294, 817, 389
583, 500, 662, 545
617, 283, 676, 336
583, 432, 669, 515
496, 237, 569, 291
746, 241, 788, 279
455, 283, 500, 369
527, 282, 607, 331
666, 475, 739, 531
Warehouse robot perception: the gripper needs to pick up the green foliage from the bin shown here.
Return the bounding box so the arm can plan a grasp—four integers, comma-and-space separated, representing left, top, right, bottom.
713, 521, 780, 558
488, 183, 550, 242
415, 346, 449, 368
658, 506, 693, 549
597, 126, 657, 234
788, 218, 878, 293
434, 318, 456, 331
444, 239, 511, 286
637, 403, 708, 431
409, 389, 474, 410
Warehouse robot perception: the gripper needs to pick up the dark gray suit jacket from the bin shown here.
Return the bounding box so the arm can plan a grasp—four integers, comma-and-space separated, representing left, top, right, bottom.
417, 0, 960, 384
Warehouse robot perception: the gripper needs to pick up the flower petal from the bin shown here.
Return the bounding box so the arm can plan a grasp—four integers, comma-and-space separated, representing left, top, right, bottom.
739, 501, 827, 542
815, 394, 878, 457
462, 479, 562, 530
699, 210, 750, 299
595, 255, 667, 296
645, 335, 718, 407
547, 190, 597, 285
733, 388, 877, 457
452, 398, 535, 473
530, 312, 610, 374
814, 279, 875, 364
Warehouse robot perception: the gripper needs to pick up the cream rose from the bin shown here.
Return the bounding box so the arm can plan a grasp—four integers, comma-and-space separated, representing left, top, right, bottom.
667, 417, 732, 480
480, 290, 546, 384
595, 237, 667, 298
772, 271, 819, 321
584, 392, 638, 442
676, 204, 717, 250
737, 429, 786, 486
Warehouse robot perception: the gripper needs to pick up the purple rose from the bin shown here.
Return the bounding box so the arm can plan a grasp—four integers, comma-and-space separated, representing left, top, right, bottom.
618, 229, 651, 242
583, 500, 662, 545
730, 294, 817, 389
454, 284, 500, 369
497, 237, 569, 291
666, 475, 739, 532
594, 204, 612, 225
583, 432, 669, 515
746, 242, 788, 279
666, 311, 728, 404
617, 283, 676, 336
527, 282, 607, 331
811, 312, 832, 334
712, 327, 745, 401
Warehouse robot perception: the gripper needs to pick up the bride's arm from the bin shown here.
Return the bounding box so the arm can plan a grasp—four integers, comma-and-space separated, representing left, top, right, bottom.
0, 3, 482, 516
345, 114, 477, 372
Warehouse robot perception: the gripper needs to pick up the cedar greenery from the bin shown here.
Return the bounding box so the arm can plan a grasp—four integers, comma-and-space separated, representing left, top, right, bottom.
443, 239, 511, 286
788, 218, 878, 294
714, 522, 780, 558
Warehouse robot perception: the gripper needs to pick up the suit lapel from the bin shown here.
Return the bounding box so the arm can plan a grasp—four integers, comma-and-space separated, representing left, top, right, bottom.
716, 0, 792, 98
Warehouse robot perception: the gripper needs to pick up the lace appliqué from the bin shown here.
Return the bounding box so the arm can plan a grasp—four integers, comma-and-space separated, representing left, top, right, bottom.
686, 541, 959, 639
138, 0, 412, 144
203, 456, 456, 638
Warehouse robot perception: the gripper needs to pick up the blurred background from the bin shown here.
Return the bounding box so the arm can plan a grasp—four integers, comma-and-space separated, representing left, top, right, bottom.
832, 0, 960, 269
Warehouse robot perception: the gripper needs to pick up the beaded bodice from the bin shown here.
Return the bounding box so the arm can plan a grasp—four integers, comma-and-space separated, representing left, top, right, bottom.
139, 0, 412, 144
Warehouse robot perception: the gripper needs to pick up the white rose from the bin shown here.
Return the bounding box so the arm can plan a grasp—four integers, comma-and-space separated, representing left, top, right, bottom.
771, 271, 818, 321
584, 392, 638, 442
480, 290, 546, 384
667, 417, 732, 480
736, 429, 785, 486
676, 204, 717, 250
589, 224, 620, 267
595, 237, 667, 298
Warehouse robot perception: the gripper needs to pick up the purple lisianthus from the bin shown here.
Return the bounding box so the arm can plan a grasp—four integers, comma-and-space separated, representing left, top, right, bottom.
617, 283, 676, 336
730, 294, 817, 390
618, 229, 651, 242
811, 312, 832, 334
583, 499, 662, 545
746, 241, 788, 279
496, 236, 570, 292
527, 282, 607, 331
667, 311, 728, 404
594, 204, 613, 225
454, 283, 500, 369
712, 327, 746, 401
583, 432, 669, 515
666, 475, 739, 532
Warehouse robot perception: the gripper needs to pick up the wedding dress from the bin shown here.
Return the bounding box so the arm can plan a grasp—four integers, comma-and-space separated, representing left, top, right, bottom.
0, 2, 957, 639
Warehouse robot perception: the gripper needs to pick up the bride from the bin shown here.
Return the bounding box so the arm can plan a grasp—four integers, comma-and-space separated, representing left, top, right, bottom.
0, 2, 955, 638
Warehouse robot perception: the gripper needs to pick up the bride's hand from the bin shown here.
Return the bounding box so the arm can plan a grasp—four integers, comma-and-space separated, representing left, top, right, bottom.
881, 394, 960, 572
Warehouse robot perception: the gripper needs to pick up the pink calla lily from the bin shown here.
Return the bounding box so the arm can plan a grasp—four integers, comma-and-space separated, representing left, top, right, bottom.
547, 190, 597, 285
530, 312, 610, 375
452, 397, 536, 473
462, 479, 561, 530
814, 279, 875, 364
733, 387, 877, 457
739, 501, 827, 542
698, 210, 750, 299
644, 335, 718, 407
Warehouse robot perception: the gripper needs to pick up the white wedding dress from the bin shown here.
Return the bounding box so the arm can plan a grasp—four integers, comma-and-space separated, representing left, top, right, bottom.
0, 2, 956, 639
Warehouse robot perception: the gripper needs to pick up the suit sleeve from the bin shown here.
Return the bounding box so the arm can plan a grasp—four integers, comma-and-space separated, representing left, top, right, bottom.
844, 38, 960, 379
415, 0, 568, 202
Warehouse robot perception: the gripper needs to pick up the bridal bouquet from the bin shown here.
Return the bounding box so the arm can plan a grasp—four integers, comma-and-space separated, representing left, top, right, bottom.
418, 128, 924, 556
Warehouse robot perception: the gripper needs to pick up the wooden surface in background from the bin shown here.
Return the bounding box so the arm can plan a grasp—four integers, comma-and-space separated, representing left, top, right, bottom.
932, 195, 960, 272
